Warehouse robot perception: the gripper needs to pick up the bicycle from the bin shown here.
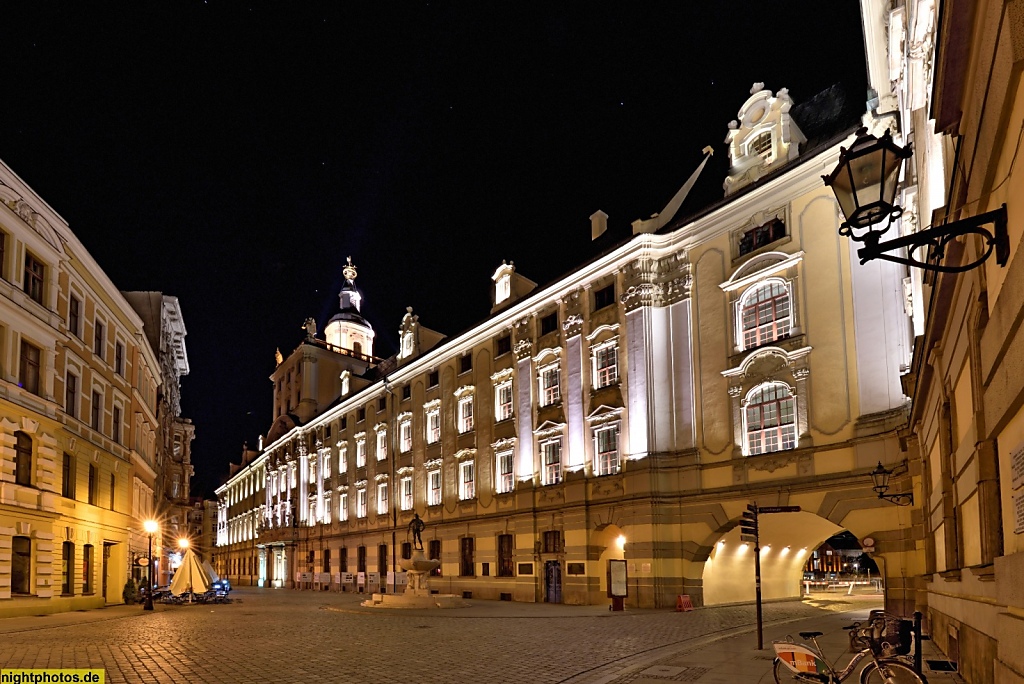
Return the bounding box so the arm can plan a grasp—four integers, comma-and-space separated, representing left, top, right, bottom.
772, 614, 926, 684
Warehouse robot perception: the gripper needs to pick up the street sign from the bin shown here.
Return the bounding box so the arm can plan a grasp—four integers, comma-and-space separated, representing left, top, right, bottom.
136, 556, 150, 567
757, 506, 802, 513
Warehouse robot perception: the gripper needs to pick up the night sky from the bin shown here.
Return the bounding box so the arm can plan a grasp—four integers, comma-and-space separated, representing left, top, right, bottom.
3, 3, 867, 497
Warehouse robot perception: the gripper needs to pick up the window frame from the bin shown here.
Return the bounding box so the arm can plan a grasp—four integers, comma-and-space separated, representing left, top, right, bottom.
376, 481, 389, 515
356, 487, 367, 518
744, 382, 797, 456
592, 341, 618, 389
496, 449, 514, 494
538, 363, 561, 407
400, 475, 413, 511
495, 379, 513, 421
15, 431, 33, 486
23, 251, 45, 304
427, 469, 442, 506
541, 437, 562, 486
592, 424, 620, 476
457, 395, 474, 433
739, 278, 792, 350
19, 339, 41, 396
459, 460, 475, 501
425, 405, 441, 444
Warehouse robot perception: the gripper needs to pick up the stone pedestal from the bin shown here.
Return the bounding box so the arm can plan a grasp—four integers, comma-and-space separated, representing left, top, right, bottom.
361, 549, 469, 609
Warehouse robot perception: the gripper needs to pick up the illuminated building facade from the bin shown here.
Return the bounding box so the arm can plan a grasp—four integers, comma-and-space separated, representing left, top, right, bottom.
0, 158, 164, 616
216, 78, 934, 613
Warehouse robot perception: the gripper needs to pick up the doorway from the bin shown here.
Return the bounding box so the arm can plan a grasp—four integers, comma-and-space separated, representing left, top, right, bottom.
545, 560, 562, 603
102, 542, 114, 603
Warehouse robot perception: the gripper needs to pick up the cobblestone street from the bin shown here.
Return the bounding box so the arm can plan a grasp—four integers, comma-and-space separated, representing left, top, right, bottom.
0, 589, 881, 684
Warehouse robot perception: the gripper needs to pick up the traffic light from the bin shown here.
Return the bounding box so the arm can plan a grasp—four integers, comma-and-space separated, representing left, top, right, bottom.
739, 503, 759, 544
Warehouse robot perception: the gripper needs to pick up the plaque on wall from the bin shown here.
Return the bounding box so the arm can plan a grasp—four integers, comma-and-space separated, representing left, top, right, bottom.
1014, 491, 1024, 535
517, 562, 533, 575
1011, 443, 1024, 491
567, 563, 585, 575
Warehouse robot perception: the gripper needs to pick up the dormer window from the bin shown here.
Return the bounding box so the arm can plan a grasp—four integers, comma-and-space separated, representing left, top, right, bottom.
495, 274, 510, 304
747, 131, 773, 162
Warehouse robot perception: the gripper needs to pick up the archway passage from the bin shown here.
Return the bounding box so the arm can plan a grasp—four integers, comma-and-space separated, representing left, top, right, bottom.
701, 511, 844, 605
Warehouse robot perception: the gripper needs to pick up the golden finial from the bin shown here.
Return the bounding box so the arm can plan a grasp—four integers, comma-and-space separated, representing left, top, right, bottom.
343, 256, 358, 281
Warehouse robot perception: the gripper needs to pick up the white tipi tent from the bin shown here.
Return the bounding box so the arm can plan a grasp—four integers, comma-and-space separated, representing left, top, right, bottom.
169, 548, 212, 597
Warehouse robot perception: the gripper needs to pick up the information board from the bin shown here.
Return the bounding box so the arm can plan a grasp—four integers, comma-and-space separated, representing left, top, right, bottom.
1011, 443, 1024, 491
608, 559, 628, 598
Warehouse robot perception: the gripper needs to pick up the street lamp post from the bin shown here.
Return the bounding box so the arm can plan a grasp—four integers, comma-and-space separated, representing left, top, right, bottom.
143, 519, 158, 611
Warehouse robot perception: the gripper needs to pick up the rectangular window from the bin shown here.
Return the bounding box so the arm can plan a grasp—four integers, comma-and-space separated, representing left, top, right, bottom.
496, 450, 514, 494
594, 284, 615, 311
738, 217, 787, 256
62, 541, 75, 595
19, 340, 41, 395
378, 544, 388, 575
429, 539, 442, 577
357, 489, 367, 518
340, 547, 348, 572
426, 408, 441, 444
459, 354, 472, 374
338, 443, 348, 472
93, 321, 104, 359
401, 476, 413, 511
62, 453, 76, 498
400, 420, 412, 452
593, 344, 618, 388
15, 431, 33, 486
542, 439, 562, 485
428, 469, 442, 506
540, 312, 558, 335
69, 295, 81, 338
12, 537, 31, 595
459, 537, 475, 577
91, 391, 102, 432
339, 492, 348, 521
355, 438, 366, 467
402, 542, 412, 560
543, 530, 562, 554
458, 396, 474, 433
87, 465, 98, 505
495, 380, 513, 421
428, 370, 439, 388
24, 252, 45, 304
497, 534, 514, 577
357, 546, 367, 573
115, 341, 125, 376
109, 473, 116, 510
401, 384, 411, 401
357, 407, 366, 422
66, 372, 78, 419
378, 397, 387, 412
83, 544, 94, 594
376, 429, 387, 461
377, 482, 388, 514
593, 425, 620, 476
496, 334, 511, 357
323, 451, 331, 478
112, 406, 122, 444
539, 365, 560, 406
459, 460, 475, 500
323, 494, 332, 524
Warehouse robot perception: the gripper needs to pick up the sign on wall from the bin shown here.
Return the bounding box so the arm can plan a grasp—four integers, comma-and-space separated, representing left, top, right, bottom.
1011, 443, 1024, 491
1014, 491, 1024, 535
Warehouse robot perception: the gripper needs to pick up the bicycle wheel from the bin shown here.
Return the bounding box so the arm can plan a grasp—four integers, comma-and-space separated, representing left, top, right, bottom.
774, 658, 815, 684
859, 660, 923, 684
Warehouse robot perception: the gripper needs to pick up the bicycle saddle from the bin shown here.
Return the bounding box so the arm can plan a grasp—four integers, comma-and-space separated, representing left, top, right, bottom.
799, 631, 824, 639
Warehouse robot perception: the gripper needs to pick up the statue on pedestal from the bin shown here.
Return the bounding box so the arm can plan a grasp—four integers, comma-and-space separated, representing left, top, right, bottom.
409, 513, 425, 550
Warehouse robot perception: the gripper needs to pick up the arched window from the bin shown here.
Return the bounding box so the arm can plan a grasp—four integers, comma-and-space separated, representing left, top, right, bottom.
745, 383, 796, 455
14, 431, 32, 486
740, 280, 791, 349
748, 130, 773, 161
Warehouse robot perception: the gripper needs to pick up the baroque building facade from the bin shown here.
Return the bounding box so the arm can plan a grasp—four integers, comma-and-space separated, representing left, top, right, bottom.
216, 80, 930, 615
0, 158, 166, 616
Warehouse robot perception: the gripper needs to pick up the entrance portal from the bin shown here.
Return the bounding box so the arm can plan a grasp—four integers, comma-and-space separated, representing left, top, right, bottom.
544, 560, 562, 603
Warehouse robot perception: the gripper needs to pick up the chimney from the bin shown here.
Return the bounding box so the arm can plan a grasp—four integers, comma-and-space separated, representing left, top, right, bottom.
590, 210, 609, 240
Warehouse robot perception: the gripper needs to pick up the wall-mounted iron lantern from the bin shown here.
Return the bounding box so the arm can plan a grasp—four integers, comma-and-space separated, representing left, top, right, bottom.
870, 461, 914, 506
823, 127, 1008, 273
